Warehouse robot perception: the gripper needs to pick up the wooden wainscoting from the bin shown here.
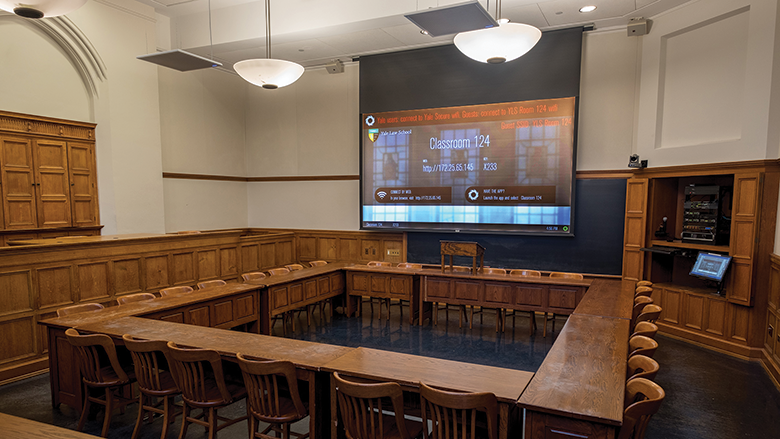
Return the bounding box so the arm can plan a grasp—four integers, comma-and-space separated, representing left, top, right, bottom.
0, 229, 296, 383
0, 228, 406, 383
763, 254, 780, 386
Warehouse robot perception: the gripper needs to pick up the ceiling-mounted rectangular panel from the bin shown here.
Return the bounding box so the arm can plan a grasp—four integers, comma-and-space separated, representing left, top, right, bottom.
136, 49, 222, 72
404, 1, 498, 37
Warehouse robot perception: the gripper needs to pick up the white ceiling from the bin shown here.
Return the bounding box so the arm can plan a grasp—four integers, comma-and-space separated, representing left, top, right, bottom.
135, 0, 692, 70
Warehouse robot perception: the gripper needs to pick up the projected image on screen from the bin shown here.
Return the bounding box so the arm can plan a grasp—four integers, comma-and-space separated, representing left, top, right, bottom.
361, 97, 577, 234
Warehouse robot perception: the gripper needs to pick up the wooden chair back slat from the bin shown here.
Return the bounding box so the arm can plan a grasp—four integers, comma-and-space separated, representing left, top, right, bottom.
635, 305, 662, 325
285, 264, 305, 271
159, 285, 193, 297
309, 260, 328, 267
635, 286, 654, 298
334, 372, 414, 439
420, 382, 498, 439
397, 262, 423, 269
629, 335, 659, 360
549, 272, 584, 280
122, 335, 177, 395
197, 279, 226, 289
116, 293, 156, 306
627, 355, 660, 382
269, 267, 291, 276
482, 268, 506, 275
509, 269, 541, 277
631, 322, 658, 340
242, 272, 267, 282
57, 303, 104, 317
367, 261, 392, 267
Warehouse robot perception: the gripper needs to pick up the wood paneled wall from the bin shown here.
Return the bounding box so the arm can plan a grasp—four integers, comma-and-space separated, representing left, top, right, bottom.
0, 228, 404, 383
763, 254, 780, 385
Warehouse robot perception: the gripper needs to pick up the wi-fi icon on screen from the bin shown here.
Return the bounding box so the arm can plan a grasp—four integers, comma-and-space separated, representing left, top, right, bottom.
377, 191, 387, 199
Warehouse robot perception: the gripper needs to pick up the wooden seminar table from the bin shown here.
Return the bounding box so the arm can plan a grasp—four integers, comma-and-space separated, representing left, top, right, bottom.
75, 316, 352, 439
321, 347, 534, 439
0, 412, 99, 439
573, 279, 635, 320
420, 270, 592, 326
518, 312, 631, 438
344, 265, 432, 324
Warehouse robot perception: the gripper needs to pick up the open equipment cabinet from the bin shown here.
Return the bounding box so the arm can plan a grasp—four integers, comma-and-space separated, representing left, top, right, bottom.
623, 161, 780, 359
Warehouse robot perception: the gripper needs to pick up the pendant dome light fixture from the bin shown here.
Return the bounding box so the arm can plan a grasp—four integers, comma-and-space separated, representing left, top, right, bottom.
453, 0, 541, 64
234, 0, 304, 89
0, 0, 86, 19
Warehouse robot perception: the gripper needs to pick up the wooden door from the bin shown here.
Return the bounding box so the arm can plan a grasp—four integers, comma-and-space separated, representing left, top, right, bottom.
622, 178, 648, 281
33, 139, 71, 228
0, 136, 37, 229
67, 142, 98, 226
728, 172, 761, 305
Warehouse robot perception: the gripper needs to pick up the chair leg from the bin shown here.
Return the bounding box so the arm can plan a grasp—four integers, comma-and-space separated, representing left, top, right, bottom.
528, 311, 537, 336
207, 407, 218, 439
469, 306, 474, 329
160, 395, 174, 439
131, 394, 145, 439
543, 312, 548, 337
179, 404, 190, 439
101, 388, 113, 437
433, 303, 438, 326
77, 383, 91, 432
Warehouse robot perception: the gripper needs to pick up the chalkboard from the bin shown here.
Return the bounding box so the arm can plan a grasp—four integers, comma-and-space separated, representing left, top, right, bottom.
406, 178, 626, 275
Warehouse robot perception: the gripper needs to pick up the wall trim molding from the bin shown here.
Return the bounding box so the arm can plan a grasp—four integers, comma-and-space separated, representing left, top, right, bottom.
163, 172, 360, 182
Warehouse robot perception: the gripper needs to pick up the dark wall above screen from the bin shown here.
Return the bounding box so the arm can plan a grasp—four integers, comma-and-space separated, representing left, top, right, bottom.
359, 28, 584, 113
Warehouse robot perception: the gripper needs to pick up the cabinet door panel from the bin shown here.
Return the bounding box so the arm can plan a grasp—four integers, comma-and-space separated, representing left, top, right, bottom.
67, 142, 97, 226
1, 136, 37, 229
33, 139, 71, 228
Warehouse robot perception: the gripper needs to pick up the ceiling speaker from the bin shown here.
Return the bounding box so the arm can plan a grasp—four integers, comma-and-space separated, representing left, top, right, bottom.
405, 1, 498, 37
137, 49, 222, 72
325, 60, 344, 74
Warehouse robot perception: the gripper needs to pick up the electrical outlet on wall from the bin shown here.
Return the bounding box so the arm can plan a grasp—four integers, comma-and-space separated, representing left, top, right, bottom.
387, 249, 400, 256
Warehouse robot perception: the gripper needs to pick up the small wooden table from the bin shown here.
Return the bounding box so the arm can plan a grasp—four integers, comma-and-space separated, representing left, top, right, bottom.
573, 279, 635, 320
440, 240, 485, 274
322, 347, 534, 439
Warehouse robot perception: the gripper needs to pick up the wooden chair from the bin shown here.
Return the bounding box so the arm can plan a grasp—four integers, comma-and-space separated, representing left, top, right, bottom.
333, 372, 422, 439
237, 354, 309, 439
242, 272, 268, 282
285, 264, 305, 271
635, 286, 653, 299
629, 335, 659, 359
627, 355, 660, 382
197, 279, 227, 289
65, 328, 136, 438
473, 268, 506, 331
397, 262, 422, 269
165, 341, 248, 439
269, 267, 291, 276
631, 296, 654, 330
508, 270, 542, 335
367, 260, 392, 267
159, 285, 193, 297
365, 261, 393, 320
635, 305, 662, 327
57, 303, 104, 317
419, 382, 498, 439
636, 280, 653, 288
309, 260, 328, 267
122, 335, 181, 439
617, 378, 665, 439
116, 293, 156, 306
545, 272, 584, 336
631, 322, 658, 340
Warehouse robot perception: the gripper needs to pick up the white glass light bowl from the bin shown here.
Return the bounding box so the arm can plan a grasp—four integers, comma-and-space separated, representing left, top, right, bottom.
0, 0, 87, 18
233, 59, 305, 89
453, 22, 542, 64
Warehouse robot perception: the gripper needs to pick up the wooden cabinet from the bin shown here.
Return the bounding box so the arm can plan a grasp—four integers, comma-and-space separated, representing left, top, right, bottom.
0, 111, 98, 235
622, 161, 780, 354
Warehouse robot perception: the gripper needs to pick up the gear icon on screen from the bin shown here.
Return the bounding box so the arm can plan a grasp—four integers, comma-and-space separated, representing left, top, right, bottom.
365, 115, 375, 126
467, 189, 479, 201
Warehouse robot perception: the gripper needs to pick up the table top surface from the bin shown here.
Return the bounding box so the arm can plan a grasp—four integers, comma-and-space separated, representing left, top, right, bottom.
252, 262, 352, 287
321, 347, 534, 404
421, 269, 593, 287
76, 316, 353, 370
517, 314, 629, 426
0, 413, 97, 438
572, 278, 635, 319
38, 282, 262, 328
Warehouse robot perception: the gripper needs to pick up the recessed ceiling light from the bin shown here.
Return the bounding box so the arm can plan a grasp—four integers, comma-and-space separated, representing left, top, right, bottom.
579, 5, 597, 13
420, 29, 430, 35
